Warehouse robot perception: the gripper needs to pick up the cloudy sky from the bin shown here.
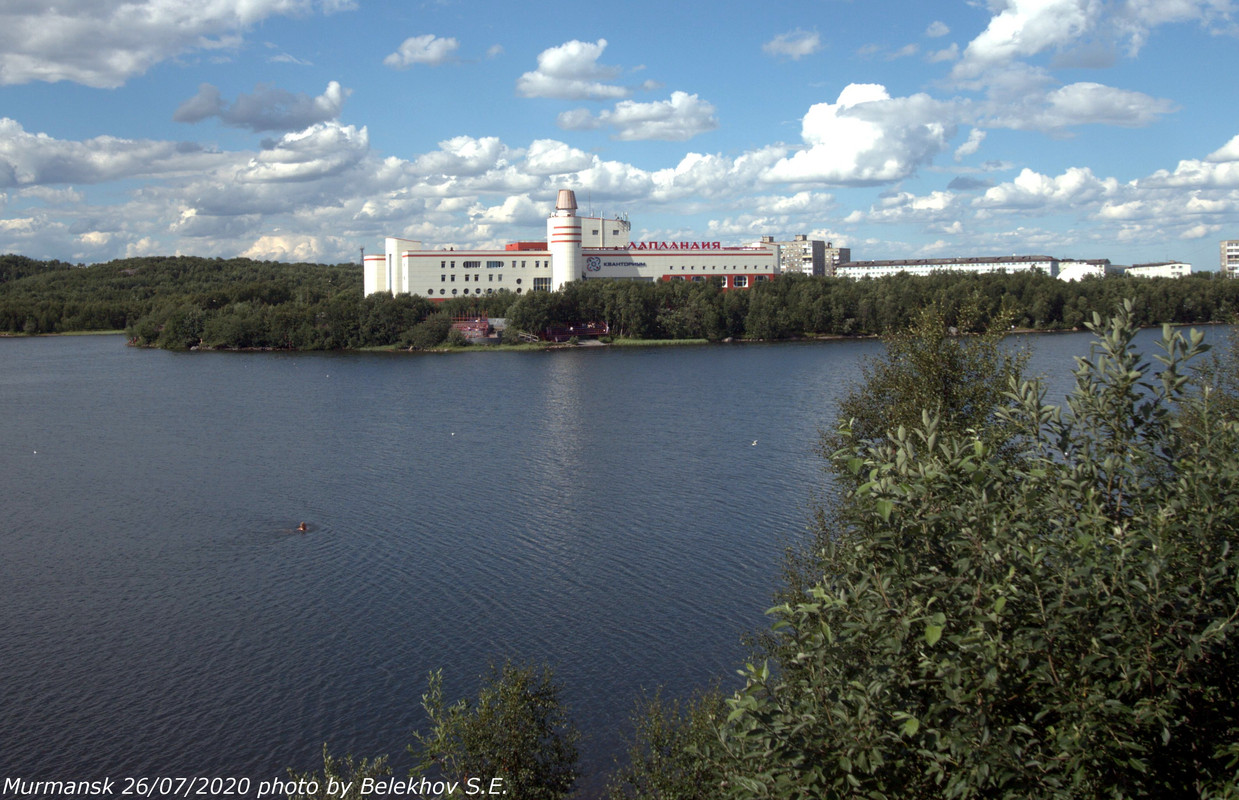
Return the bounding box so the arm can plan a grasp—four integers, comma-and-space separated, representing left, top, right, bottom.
1, 0, 1237, 268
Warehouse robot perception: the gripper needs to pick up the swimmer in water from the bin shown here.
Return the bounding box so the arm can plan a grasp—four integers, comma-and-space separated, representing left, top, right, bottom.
297, 522, 307, 532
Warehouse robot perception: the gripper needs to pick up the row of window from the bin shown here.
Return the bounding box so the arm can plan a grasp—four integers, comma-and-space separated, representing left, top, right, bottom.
424, 279, 552, 297
442, 273, 515, 283
667, 275, 766, 287
421, 274, 765, 297
671, 264, 765, 271
429, 259, 767, 272
429, 287, 525, 296
440, 260, 544, 269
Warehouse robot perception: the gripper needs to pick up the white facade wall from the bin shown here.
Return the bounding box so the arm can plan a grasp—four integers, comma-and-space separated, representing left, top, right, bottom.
1126, 262, 1192, 278
836, 257, 1058, 280
581, 247, 778, 287
403, 250, 553, 300
368, 237, 423, 295
364, 254, 387, 296
389, 245, 780, 300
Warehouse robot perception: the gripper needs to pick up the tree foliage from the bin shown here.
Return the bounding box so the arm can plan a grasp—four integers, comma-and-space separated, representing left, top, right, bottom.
604, 688, 727, 800
410, 661, 579, 800
825, 302, 1029, 466
715, 302, 1239, 799
286, 744, 391, 800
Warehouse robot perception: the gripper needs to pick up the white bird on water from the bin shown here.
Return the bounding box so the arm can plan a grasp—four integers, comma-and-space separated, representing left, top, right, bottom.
751, 440, 757, 446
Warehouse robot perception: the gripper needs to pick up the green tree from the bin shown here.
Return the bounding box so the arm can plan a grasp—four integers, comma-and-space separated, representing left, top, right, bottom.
402, 313, 453, 349
287, 745, 391, 800
410, 660, 579, 800
824, 302, 1028, 472
605, 688, 727, 800
717, 302, 1239, 799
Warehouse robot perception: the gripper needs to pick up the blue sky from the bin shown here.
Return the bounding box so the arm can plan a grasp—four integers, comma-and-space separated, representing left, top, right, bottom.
1, 0, 1237, 269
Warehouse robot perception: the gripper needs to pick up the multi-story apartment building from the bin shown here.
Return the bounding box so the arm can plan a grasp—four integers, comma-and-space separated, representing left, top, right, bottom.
1222, 240, 1239, 278
759, 235, 851, 276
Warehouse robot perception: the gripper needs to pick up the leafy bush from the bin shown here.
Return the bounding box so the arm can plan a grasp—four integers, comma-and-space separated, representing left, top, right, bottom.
410, 661, 579, 800
402, 313, 453, 349
286, 745, 391, 800
719, 302, 1239, 799
605, 688, 726, 800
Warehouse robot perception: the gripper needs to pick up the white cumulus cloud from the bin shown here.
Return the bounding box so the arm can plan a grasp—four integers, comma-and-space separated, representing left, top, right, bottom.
0, 117, 225, 187
955, 129, 987, 161
383, 35, 460, 69
411, 136, 510, 178
765, 84, 959, 186
953, 0, 1099, 81
237, 122, 369, 184
522, 140, 595, 176
0, 0, 354, 88
975, 166, 1120, 210
763, 30, 823, 60
983, 81, 1177, 130
558, 92, 719, 141
516, 39, 629, 100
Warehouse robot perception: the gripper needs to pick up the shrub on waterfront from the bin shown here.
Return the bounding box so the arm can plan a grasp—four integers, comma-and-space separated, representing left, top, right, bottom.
410, 661, 579, 800
402, 313, 453, 350
823, 302, 1028, 472
604, 688, 727, 800
713, 302, 1239, 798
286, 745, 391, 800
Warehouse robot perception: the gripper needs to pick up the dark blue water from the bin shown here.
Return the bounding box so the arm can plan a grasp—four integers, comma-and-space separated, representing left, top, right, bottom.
0, 326, 1216, 797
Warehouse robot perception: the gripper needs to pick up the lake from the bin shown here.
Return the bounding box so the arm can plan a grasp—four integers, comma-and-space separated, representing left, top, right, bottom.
0, 325, 1215, 797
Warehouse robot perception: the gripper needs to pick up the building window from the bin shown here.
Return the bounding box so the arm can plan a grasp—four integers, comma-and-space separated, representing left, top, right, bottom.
464, 260, 480, 269
533, 277, 552, 292
521, 261, 526, 268
733, 275, 748, 288
427, 288, 433, 295
441, 274, 446, 282
498, 274, 502, 282
487, 260, 503, 269
452, 289, 457, 295
451, 274, 455, 282
516, 278, 522, 285
440, 260, 445, 268
440, 289, 446, 295
451, 261, 455, 268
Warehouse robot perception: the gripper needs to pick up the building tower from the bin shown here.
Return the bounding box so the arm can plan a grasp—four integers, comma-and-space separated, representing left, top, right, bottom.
548, 189, 582, 290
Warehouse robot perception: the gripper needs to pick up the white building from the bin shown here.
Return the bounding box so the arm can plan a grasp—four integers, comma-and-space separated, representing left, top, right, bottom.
1221, 240, 1239, 278
1057, 259, 1117, 281
835, 255, 1060, 280
366, 189, 780, 299
1125, 261, 1192, 278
